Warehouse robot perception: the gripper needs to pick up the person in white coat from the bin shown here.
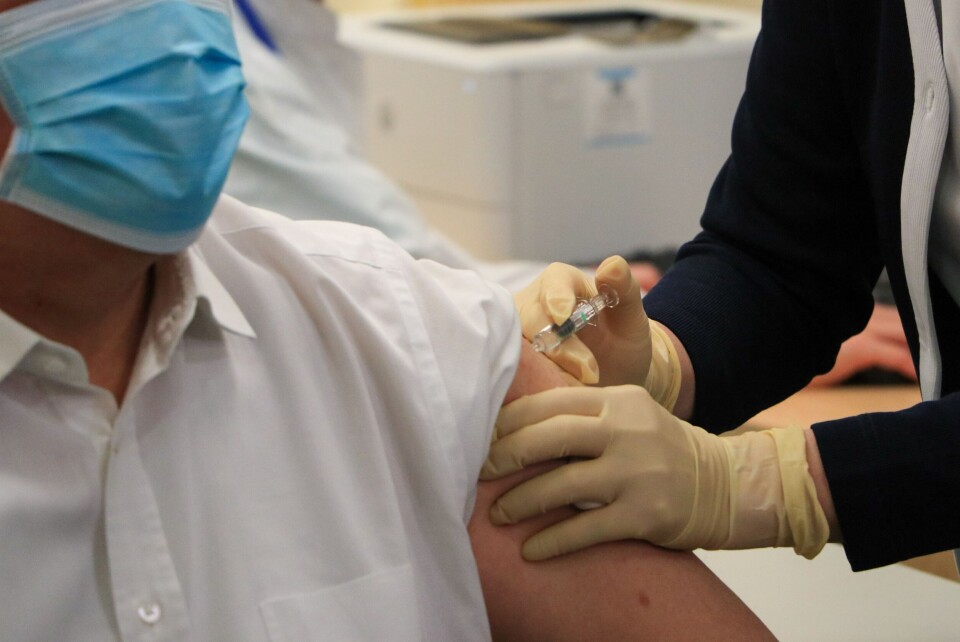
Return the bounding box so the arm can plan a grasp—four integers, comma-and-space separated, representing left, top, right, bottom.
224, 0, 670, 292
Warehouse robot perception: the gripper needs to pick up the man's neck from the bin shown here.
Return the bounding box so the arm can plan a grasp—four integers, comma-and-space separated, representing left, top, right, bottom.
0, 207, 159, 403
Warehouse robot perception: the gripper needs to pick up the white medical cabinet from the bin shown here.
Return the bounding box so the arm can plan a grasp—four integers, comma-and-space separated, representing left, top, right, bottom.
341, 1, 760, 263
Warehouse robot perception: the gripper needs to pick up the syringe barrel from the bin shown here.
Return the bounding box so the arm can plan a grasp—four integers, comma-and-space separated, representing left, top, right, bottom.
531, 284, 619, 353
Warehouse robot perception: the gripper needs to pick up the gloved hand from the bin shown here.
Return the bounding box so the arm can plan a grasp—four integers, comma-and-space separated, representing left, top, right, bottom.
481, 385, 830, 562
514, 256, 681, 409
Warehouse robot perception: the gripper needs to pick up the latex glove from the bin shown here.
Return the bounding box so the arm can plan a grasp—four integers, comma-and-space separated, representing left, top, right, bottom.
482, 385, 829, 562
514, 257, 680, 409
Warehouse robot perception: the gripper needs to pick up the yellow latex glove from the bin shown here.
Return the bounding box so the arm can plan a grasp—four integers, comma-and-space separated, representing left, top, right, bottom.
514, 257, 680, 409
482, 385, 829, 562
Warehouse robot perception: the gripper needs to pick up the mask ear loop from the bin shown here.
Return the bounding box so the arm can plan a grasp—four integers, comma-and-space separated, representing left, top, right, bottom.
0, 127, 24, 199
0, 62, 28, 198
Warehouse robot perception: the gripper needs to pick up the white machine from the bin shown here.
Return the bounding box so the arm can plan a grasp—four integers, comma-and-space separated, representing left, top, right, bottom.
341, 1, 760, 263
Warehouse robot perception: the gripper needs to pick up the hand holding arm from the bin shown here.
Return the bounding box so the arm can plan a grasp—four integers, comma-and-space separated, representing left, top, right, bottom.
471, 343, 775, 639
483, 385, 836, 562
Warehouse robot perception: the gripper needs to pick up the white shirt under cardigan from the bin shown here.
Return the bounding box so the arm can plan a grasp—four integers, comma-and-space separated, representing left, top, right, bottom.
903, 0, 960, 400
0, 195, 520, 641
901, 0, 960, 568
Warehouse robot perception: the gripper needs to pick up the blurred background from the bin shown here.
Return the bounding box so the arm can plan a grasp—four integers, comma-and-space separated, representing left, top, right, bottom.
329, 0, 762, 12
331, 0, 762, 263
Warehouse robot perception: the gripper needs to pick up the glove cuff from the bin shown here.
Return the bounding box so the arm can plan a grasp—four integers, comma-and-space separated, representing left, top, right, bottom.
721, 427, 829, 559
643, 322, 682, 412
770, 426, 830, 559
662, 422, 732, 551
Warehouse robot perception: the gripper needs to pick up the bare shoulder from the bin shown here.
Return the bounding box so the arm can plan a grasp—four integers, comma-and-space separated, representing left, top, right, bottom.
504, 341, 581, 405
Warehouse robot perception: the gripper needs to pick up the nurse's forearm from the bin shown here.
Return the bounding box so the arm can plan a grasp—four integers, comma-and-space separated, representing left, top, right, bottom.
658, 324, 841, 542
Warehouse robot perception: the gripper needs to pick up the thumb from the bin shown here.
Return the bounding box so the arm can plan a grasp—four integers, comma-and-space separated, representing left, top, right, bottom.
595, 256, 648, 324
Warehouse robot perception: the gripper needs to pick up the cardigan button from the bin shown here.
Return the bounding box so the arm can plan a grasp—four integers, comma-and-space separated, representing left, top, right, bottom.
925, 83, 936, 112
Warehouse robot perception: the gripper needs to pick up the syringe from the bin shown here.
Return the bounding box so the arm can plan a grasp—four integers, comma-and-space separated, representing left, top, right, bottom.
532, 284, 619, 353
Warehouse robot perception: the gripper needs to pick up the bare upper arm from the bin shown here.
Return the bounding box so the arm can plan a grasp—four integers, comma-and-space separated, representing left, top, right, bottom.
502, 340, 581, 405
469, 340, 774, 640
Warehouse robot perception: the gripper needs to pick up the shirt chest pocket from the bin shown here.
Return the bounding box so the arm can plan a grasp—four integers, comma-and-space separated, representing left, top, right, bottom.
259, 564, 423, 641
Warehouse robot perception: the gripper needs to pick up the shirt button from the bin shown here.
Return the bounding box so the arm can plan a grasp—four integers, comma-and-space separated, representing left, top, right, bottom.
925, 83, 936, 112
137, 602, 162, 625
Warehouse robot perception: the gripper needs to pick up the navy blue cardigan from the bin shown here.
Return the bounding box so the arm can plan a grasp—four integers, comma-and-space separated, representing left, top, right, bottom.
643, 0, 960, 570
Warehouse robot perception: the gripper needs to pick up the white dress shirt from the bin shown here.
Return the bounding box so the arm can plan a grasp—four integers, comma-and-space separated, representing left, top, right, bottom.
931, 2, 960, 308
0, 195, 520, 640
901, 0, 950, 401
899, 0, 960, 569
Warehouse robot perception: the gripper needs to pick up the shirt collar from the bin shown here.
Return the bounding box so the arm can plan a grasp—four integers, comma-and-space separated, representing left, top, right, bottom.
0, 246, 255, 383
0, 307, 44, 381
185, 245, 256, 339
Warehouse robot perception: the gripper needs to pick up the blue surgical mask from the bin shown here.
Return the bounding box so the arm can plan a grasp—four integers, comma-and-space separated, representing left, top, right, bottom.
0, 0, 249, 253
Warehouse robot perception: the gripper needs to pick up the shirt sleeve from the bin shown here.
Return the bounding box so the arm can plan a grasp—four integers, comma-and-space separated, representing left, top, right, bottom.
400, 258, 522, 485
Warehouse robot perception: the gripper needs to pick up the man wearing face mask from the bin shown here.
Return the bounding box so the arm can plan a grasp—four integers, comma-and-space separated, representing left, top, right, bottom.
0, 0, 777, 639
